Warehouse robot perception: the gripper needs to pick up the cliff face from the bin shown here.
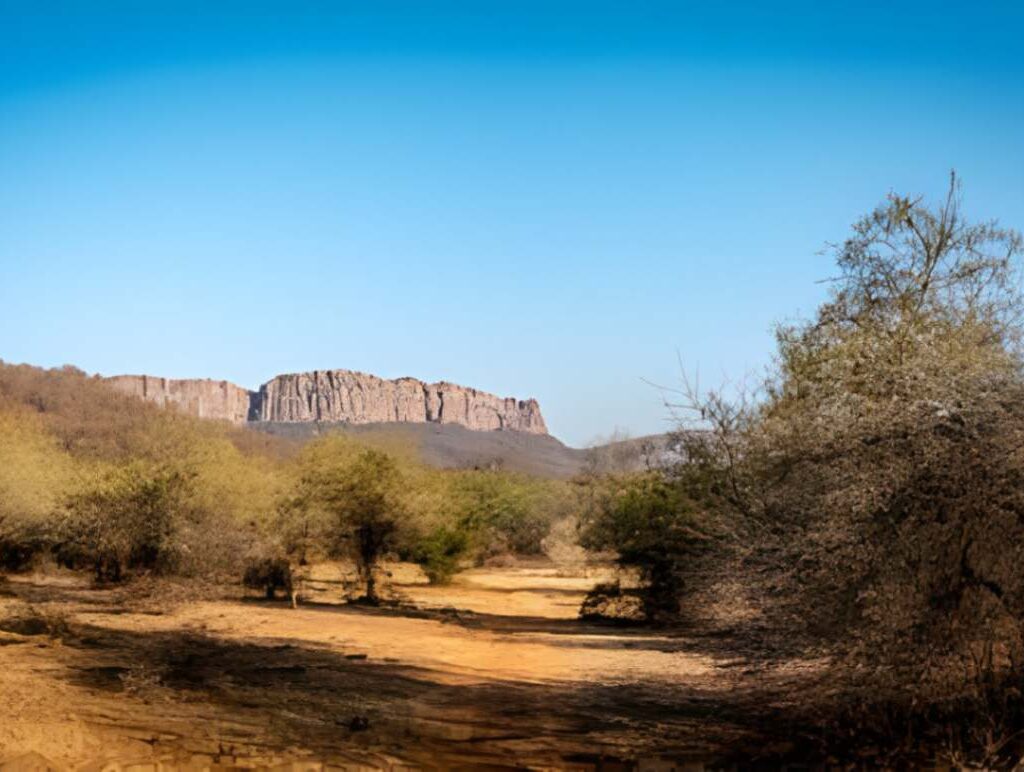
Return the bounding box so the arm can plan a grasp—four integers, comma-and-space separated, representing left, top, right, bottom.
104, 369, 548, 435
256, 370, 547, 434
105, 375, 254, 424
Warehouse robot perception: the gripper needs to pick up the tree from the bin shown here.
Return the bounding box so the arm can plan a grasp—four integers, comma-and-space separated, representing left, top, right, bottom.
0, 409, 72, 570
403, 467, 566, 583
59, 462, 197, 582
579, 469, 717, 620
451, 470, 567, 558
774, 171, 1022, 407
663, 176, 1024, 761
779, 178, 1022, 645
296, 441, 408, 603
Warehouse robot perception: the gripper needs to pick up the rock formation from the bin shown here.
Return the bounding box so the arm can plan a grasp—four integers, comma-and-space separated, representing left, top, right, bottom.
105, 369, 548, 435
105, 375, 253, 424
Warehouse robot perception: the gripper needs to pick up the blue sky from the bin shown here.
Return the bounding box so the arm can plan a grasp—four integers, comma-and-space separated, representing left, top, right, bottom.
1, 2, 1022, 445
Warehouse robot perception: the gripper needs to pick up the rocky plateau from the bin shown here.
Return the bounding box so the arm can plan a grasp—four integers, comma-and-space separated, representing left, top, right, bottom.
105, 370, 548, 435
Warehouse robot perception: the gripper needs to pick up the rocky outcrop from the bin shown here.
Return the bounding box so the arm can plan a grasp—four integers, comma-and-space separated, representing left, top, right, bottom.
105, 369, 548, 435
256, 370, 547, 433
106, 375, 253, 423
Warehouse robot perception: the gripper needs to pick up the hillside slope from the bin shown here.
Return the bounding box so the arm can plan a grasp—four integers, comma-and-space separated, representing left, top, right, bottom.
250, 421, 675, 479
251, 421, 587, 478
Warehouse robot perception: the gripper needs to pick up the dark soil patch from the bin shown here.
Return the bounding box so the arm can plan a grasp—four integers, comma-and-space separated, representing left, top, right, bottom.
0, 616, 51, 636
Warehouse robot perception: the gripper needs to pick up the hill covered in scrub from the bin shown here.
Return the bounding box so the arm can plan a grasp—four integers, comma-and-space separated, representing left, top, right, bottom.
0, 362, 297, 464
0, 360, 579, 582
7, 362, 667, 479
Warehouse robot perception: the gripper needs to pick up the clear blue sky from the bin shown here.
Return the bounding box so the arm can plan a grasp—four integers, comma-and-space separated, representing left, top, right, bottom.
1, 2, 1022, 445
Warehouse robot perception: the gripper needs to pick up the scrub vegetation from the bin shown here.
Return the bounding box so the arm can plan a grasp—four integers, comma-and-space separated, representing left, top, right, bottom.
579, 174, 1024, 766
0, 360, 574, 595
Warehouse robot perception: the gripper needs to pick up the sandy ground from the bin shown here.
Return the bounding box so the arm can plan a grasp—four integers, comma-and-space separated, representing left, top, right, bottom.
0, 562, 818, 770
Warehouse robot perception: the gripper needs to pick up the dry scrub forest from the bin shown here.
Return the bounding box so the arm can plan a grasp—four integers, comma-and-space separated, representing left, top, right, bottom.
3, 177, 1024, 769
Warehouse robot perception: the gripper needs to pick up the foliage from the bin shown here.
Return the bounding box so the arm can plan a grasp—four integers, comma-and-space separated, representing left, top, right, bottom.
451, 469, 569, 558
290, 438, 409, 601
0, 409, 73, 568
0, 362, 289, 579
579, 581, 645, 623
410, 524, 473, 584
275, 433, 575, 586
660, 174, 1024, 763
0, 362, 298, 463
579, 470, 717, 619
0, 362, 573, 593
242, 557, 294, 599
757, 176, 1024, 670
57, 461, 198, 581
0, 364, 583, 588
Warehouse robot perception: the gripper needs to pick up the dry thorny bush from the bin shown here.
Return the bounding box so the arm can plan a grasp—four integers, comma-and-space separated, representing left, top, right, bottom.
657, 176, 1024, 765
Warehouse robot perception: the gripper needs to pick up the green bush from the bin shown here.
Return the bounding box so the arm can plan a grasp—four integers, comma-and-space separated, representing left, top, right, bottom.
287, 438, 409, 602
579, 470, 716, 620
412, 525, 473, 584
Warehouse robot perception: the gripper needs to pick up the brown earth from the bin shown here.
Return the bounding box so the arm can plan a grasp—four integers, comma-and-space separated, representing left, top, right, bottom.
0, 563, 824, 770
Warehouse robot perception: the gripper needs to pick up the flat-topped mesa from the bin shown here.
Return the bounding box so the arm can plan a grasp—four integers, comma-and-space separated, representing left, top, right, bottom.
104, 369, 549, 435
105, 375, 253, 424
256, 370, 548, 434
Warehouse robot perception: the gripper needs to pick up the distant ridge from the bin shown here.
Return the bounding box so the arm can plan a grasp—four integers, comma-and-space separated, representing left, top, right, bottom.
105, 369, 547, 435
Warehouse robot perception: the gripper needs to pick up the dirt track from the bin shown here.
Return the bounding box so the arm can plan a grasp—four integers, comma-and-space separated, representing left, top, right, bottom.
0, 563, 819, 770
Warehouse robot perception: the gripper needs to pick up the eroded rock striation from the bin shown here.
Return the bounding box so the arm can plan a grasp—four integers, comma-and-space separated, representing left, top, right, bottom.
105, 369, 548, 434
